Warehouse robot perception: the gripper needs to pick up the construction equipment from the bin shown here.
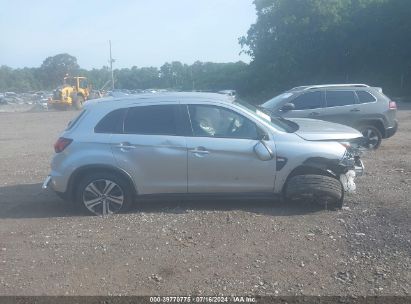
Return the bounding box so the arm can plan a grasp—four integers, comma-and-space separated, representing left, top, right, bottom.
48, 76, 97, 110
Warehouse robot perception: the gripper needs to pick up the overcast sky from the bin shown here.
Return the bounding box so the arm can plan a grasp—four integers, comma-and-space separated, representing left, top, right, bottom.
0, 0, 256, 69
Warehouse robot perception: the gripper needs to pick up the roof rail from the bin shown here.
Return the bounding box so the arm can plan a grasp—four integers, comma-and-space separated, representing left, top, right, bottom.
299, 84, 370, 90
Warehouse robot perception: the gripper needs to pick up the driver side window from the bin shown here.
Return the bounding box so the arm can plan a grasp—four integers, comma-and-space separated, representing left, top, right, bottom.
188, 105, 259, 140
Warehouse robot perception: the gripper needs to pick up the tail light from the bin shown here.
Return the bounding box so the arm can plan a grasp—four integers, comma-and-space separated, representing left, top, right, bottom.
389, 101, 397, 109
54, 137, 73, 153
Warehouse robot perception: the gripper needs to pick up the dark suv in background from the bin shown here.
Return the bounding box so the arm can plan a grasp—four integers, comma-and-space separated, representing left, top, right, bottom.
261, 84, 398, 149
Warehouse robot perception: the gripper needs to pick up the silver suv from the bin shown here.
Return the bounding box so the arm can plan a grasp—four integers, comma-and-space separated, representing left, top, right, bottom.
43, 92, 364, 215
261, 84, 398, 149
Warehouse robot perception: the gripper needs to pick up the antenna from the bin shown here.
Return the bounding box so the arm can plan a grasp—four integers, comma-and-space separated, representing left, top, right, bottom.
109, 40, 115, 90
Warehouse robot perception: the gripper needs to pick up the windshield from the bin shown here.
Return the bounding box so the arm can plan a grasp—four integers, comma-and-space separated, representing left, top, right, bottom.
234, 99, 298, 133
64, 77, 77, 87
261, 92, 294, 109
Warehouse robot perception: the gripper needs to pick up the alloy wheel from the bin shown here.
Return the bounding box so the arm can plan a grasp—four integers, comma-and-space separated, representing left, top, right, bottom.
361, 128, 380, 149
82, 179, 124, 215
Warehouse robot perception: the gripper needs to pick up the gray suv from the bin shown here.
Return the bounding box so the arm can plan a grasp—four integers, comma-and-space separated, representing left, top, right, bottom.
261, 84, 398, 149
43, 92, 364, 215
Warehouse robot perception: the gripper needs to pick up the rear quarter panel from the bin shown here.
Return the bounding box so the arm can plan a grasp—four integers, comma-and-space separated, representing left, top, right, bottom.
50, 133, 120, 193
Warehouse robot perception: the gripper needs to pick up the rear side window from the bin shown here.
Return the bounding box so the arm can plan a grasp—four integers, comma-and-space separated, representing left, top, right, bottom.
95, 108, 126, 134
326, 91, 356, 107
291, 91, 323, 110
124, 105, 178, 135
356, 91, 377, 103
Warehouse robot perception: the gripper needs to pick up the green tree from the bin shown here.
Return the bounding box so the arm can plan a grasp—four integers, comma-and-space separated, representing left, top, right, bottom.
240, 0, 411, 100
40, 53, 80, 89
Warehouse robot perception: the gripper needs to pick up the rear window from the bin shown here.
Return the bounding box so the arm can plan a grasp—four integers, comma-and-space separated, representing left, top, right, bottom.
66, 110, 86, 131
326, 91, 356, 107
356, 91, 377, 103
124, 105, 178, 135
292, 91, 323, 110
94, 108, 126, 134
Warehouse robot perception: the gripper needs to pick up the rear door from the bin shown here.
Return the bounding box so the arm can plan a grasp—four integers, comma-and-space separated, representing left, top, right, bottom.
109, 104, 188, 195
281, 91, 325, 119
184, 104, 276, 193
322, 90, 358, 126
354, 90, 380, 122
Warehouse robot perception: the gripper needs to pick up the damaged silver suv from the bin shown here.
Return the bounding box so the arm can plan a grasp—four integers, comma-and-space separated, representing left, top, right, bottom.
43, 92, 364, 215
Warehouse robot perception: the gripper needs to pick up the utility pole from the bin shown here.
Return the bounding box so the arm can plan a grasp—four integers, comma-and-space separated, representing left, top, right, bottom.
109, 40, 115, 90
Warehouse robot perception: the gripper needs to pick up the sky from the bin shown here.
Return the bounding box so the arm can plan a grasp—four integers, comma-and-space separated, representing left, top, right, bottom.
0, 0, 256, 69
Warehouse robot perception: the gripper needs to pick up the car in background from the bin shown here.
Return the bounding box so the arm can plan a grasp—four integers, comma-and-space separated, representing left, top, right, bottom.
261, 84, 398, 149
43, 92, 364, 216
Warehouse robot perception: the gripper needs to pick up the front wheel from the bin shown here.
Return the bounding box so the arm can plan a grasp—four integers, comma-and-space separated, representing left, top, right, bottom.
284, 174, 344, 210
75, 172, 133, 215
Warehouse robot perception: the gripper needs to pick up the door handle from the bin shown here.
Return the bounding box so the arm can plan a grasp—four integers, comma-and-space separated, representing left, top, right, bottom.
115, 142, 136, 150
350, 108, 360, 112
190, 147, 209, 155
309, 112, 320, 116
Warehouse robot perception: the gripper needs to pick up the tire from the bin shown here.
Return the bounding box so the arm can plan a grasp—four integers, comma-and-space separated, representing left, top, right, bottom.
284, 174, 344, 210
73, 95, 84, 110
358, 125, 382, 150
75, 172, 133, 215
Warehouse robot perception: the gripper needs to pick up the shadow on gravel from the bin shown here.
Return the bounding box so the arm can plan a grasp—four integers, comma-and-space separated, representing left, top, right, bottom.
132, 198, 324, 217
0, 183, 325, 219
0, 183, 78, 219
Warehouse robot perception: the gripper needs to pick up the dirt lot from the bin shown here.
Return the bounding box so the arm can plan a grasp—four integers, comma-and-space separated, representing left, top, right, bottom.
0, 105, 409, 296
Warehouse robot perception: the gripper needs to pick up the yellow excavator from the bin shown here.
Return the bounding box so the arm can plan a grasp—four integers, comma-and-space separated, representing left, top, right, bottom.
48, 76, 98, 110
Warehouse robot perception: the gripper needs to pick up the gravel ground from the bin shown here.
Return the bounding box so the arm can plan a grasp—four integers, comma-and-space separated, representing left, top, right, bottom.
0, 105, 409, 296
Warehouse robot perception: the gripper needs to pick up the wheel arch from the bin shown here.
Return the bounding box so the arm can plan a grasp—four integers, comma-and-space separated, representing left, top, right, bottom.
355, 119, 385, 137
282, 157, 343, 193
66, 164, 137, 201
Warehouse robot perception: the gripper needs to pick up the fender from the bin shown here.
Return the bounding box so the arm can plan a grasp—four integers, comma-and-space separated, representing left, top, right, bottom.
66, 164, 137, 201
288, 156, 349, 180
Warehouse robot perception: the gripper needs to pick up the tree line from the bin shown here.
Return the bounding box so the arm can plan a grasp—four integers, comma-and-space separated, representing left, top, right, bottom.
0, 56, 249, 96
1, 0, 410, 102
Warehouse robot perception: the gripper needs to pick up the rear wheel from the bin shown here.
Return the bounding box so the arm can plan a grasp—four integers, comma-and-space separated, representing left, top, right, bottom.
359, 125, 382, 150
284, 174, 344, 210
73, 95, 84, 110
75, 172, 133, 215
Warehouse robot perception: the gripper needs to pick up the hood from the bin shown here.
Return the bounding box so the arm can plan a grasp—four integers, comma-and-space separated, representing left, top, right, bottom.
290, 118, 363, 141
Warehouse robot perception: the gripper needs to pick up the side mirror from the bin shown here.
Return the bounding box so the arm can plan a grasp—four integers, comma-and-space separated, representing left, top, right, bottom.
257, 132, 269, 141
281, 103, 295, 112
254, 141, 273, 161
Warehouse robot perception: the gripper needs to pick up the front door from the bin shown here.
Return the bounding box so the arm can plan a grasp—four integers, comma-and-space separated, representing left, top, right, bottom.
185, 104, 276, 193
280, 90, 325, 119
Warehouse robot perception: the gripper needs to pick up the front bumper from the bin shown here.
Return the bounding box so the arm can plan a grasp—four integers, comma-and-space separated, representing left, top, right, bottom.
339, 152, 364, 193
353, 157, 364, 177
